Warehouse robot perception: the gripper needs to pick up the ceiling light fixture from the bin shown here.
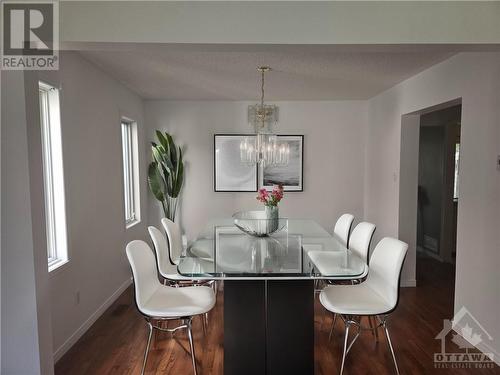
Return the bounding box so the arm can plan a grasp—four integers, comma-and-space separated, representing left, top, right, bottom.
240, 66, 289, 167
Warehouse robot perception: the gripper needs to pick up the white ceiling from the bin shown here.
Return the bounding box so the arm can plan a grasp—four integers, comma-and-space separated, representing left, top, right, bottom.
79, 45, 457, 100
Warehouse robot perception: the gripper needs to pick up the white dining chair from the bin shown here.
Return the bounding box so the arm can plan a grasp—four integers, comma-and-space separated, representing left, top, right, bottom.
151, 223, 216, 330
161, 217, 184, 265
348, 221, 376, 265
155, 221, 216, 286
315, 214, 353, 294
333, 214, 354, 247
328, 221, 376, 340
319, 237, 408, 375
149, 225, 191, 284
126, 240, 216, 375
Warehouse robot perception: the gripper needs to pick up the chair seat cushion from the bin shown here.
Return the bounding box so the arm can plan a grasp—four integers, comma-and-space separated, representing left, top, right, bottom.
141, 285, 215, 318
319, 284, 392, 315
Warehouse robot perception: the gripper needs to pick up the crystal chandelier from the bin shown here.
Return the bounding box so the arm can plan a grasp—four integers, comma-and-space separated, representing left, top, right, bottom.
240, 66, 290, 167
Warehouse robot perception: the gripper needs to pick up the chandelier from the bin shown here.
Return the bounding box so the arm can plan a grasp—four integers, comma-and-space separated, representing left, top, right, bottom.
240, 66, 290, 167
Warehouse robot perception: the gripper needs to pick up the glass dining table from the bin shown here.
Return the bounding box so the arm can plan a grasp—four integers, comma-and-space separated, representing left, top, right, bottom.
177, 218, 367, 375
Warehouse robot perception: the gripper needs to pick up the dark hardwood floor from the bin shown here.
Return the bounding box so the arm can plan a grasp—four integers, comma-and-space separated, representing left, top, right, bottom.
56, 255, 499, 374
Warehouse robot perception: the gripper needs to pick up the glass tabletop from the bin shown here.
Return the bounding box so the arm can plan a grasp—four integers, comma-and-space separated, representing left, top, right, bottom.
177, 219, 368, 280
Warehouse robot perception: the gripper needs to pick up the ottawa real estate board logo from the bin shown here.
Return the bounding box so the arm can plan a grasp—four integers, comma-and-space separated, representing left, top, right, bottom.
434, 307, 496, 370
1, 1, 59, 70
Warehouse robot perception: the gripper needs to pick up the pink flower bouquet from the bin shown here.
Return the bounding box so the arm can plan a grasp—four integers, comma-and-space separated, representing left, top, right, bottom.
256, 184, 284, 207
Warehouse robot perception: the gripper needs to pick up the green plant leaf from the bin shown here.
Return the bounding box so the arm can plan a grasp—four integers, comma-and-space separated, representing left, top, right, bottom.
165, 133, 178, 165
173, 159, 184, 197
147, 162, 166, 202
151, 143, 161, 161
152, 143, 173, 170
172, 147, 184, 197
161, 160, 174, 173
156, 130, 170, 151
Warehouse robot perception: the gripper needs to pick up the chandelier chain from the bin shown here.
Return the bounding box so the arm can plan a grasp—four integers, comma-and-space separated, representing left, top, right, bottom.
260, 68, 266, 129
261, 68, 265, 108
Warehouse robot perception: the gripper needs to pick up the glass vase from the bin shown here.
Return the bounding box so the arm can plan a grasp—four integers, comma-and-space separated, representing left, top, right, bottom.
265, 205, 279, 233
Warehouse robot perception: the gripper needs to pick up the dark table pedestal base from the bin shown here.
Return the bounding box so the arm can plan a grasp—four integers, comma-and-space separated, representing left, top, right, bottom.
224, 280, 314, 375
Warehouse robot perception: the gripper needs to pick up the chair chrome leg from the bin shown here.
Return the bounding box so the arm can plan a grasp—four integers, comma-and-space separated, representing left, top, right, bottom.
345, 324, 360, 355
141, 321, 153, 375
201, 314, 207, 335
205, 313, 209, 329
340, 320, 351, 375
329, 313, 337, 341
382, 319, 400, 375
186, 318, 198, 375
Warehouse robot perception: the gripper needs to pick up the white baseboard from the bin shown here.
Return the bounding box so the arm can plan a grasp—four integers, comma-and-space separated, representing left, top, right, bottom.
53, 278, 132, 362
453, 320, 500, 366
401, 278, 417, 287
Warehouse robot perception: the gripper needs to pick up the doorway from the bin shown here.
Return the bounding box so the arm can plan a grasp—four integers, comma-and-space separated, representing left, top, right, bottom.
416, 105, 461, 306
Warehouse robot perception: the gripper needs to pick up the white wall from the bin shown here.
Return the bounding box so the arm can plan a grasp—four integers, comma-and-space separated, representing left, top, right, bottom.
398, 114, 420, 286
145, 101, 368, 240
365, 52, 500, 358
36, 52, 148, 360
25, 70, 57, 375
1, 71, 53, 374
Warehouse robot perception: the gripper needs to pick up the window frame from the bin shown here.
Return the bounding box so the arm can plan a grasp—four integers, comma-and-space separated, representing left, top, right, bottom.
39, 81, 69, 272
121, 118, 141, 228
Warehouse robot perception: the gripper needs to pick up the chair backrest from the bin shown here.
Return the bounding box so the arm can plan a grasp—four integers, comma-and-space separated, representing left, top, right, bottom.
161, 218, 183, 265
126, 240, 161, 314
333, 213, 354, 247
348, 222, 376, 264
366, 237, 408, 312
148, 226, 178, 278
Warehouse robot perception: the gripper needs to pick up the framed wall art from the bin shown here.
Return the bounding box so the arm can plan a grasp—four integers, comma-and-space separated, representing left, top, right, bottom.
214, 134, 258, 192
259, 135, 304, 191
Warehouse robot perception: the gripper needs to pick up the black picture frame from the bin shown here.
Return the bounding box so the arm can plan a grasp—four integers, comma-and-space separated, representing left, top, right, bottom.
259, 135, 304, 192
214, 134, 258, 192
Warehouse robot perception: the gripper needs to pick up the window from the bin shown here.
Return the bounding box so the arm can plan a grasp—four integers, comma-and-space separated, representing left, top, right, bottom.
121, 119, 140, 227
39, 81, 68, 271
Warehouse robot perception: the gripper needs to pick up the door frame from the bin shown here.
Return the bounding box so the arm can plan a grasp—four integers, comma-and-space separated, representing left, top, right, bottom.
397, 98, 462, 287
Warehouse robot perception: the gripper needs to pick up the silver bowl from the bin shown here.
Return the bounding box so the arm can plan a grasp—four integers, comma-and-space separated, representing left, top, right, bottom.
232, 211, 286, 237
